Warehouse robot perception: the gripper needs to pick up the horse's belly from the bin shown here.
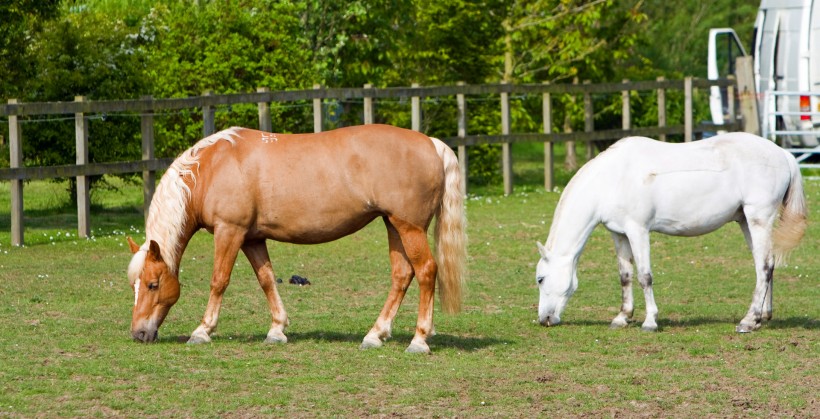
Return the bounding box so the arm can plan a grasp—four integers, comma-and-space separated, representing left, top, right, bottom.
650, 198, 742, 236
252, 207, 379, 244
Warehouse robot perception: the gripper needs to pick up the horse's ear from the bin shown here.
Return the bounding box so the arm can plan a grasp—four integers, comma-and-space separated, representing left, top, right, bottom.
127, 237, 140, 254
147, 240, 164, 263
536, 241, 548, 260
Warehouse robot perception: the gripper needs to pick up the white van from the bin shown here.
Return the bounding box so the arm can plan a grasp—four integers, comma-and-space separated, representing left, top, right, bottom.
709, 0, 820, 149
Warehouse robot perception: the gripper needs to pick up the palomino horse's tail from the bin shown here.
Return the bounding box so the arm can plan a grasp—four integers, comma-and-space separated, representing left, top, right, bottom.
430, 137, 467, 314
773, 151, 808, 266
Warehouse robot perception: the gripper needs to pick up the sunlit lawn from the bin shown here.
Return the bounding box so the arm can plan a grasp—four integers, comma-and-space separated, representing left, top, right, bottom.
0, 143, 817, 417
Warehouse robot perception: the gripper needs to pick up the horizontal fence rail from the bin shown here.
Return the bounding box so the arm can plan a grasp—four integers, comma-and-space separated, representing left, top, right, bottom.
1, 78, 741, 246
0, 79, 735, 117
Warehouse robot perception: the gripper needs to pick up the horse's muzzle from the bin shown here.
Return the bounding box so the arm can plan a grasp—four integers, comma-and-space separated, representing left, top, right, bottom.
539, 315, 560, 327
132, 329, 158, 343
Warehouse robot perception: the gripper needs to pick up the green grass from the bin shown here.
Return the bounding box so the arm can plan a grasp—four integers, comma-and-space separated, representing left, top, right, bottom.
0, 146, 817, 417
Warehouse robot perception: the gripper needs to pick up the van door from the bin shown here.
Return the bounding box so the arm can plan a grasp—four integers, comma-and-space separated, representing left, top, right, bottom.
708, 29, 747, 127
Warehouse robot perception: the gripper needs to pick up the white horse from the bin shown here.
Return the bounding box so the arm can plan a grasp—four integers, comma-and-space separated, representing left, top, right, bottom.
535, 132, 807, 332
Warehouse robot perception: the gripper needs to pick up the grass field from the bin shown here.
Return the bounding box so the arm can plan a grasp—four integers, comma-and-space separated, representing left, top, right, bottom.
0, 143, 818, 417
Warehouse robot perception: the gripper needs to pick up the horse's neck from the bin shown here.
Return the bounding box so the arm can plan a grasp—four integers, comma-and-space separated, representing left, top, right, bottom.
144, 175, 198, 274
545, 190, 599, 260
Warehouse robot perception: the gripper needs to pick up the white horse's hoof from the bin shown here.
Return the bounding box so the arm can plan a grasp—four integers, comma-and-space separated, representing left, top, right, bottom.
360, 336, 383, 350
609, 319, 629, 329
264, 331, 288, 344
640, 324, 658, 332
405, 342, 431, 354
735, 324, 759, 333
187, 333, 212, 344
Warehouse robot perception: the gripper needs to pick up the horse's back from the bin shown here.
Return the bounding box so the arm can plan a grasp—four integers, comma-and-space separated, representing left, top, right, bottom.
578, 133, 795, 236
192, 125, 445, 243
595, 133, 791, 183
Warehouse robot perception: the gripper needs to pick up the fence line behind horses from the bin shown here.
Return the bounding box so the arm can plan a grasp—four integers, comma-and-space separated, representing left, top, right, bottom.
1, 77, 741, 246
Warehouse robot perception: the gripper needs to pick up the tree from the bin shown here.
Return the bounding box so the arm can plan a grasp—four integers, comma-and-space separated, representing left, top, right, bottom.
0, 0, 61, 99
637, 0, 759, 78
141, 1, 318, 155
16, 5, 149, 200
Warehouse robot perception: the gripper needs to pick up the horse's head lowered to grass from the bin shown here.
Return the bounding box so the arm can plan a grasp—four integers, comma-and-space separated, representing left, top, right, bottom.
127, 237, 180, 342
534, 241, 577, 327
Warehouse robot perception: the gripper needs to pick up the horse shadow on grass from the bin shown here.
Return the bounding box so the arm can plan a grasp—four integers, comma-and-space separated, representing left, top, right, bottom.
162, 331, 504, 351
563, 316, 818, 331
277, 330, 504, 351
157, 317, 816, 344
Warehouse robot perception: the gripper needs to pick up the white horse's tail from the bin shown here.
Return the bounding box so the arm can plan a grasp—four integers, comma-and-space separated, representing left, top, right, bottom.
430, 137, 467, 314
773, 153, 808, 266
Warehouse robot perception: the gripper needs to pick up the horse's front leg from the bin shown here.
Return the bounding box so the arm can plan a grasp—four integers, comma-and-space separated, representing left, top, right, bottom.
361, 219, 415, 350
626, 230, 659, 332
188, 226, 246, 344
242, 240, 289, 344
737, 217, 775, 333
610, 233, 634, 329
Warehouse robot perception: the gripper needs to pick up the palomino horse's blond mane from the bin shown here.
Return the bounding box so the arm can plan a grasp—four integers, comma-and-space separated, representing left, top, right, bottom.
127, 127, 242, 281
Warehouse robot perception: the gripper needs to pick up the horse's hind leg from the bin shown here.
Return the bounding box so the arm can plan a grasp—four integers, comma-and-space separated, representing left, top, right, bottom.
188, 225, 246, 344
737, 215, 776, 332
242, 240, 289, 344
361, 218, 415, 350
389, 217, 438, 354
610, 232, 635, 329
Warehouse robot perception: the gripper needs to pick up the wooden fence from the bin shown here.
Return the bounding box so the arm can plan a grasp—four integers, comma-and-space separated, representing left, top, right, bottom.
1, 77, 740, 246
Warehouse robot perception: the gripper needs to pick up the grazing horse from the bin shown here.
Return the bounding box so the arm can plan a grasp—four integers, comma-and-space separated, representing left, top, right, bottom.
126, 124, 467, 353
535, 132, 807, 333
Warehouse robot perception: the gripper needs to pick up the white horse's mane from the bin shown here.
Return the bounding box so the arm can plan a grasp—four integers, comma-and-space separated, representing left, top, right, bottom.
137, 127, 244, 273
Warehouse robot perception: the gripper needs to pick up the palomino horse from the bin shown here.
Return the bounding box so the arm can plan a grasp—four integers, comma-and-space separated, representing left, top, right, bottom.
126, 124, 466, 353
535, 132, 806, 333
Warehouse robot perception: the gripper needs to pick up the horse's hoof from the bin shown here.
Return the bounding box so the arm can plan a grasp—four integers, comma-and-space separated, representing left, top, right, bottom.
359, 337, 383, 350
186, 333, 212, 344
609, 320, 629, 329
735, 324, 759, 333
405, 342, 431, 354
264, 332, 287, 344
640, 325, 658, 332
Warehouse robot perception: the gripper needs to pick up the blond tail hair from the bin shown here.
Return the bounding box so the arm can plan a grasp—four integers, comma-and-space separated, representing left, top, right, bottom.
773, 152, 808, 266
430, 137, 467, 314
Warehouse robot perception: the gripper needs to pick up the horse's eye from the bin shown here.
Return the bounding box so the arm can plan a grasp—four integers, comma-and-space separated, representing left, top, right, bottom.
537, 276, 544, 285
148, 282, 159, 290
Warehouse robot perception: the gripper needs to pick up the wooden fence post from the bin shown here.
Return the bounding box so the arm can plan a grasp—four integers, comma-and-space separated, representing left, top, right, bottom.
203, 90, 215, 137
543, 82, 554, 191
583, 80, 594, 159
684, 77, 693, 142
74, 96, 90, 239
727, 75, 736, 124
457, 81, 468, 196
257, 87, 271, 132
8, 99, 23, 246
735, 56, 760, 135
313, 84, 323, 133
411, 83, 421, 132
500, 81, 513, 196
363, 84, 374, 125
140, 96, 155, 223
657, 76, 667, 142
622, 79, 631, 131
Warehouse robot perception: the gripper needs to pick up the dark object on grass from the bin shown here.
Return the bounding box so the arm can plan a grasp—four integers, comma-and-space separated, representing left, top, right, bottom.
275, 277, 283, 284
289, 275, 311, 286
